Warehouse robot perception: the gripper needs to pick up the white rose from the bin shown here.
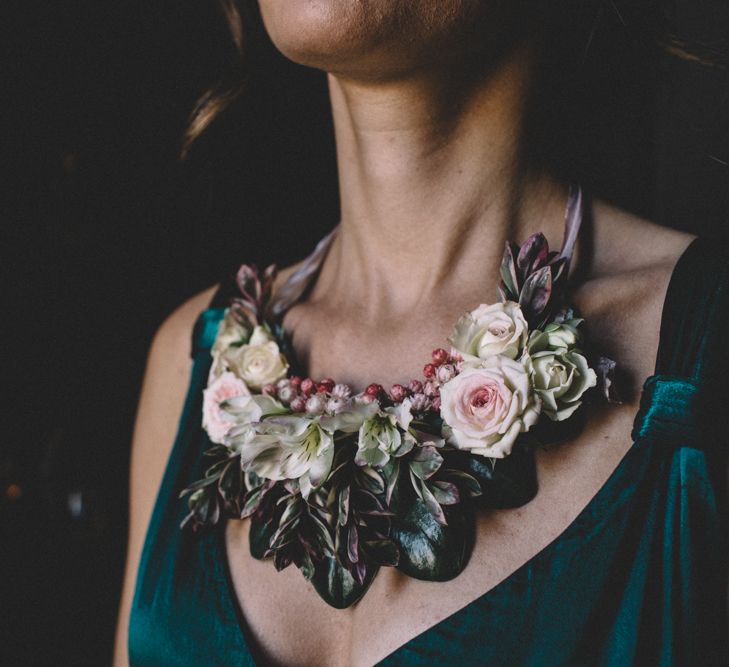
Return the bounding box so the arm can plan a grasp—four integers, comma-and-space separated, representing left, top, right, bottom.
225, 325, 289, 390
439, 357, 540, 458
527, 349, 597, 421
449, 301, 528, 360
209, 309, 251, 381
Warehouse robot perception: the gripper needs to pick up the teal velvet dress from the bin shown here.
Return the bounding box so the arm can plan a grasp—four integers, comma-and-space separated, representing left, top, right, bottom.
128, 238, 729, 666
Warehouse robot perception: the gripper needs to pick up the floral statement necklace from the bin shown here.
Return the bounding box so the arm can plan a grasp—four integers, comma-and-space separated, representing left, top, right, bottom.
182, 186, 616, 609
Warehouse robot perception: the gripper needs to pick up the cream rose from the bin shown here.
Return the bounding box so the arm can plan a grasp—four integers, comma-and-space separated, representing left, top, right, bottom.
450, 301, 528, 360
224, 325, 288, 390
439, 358, 540, 458
527, 349, 597, 421
202, 372, 250, 444
209, 309, 251, 380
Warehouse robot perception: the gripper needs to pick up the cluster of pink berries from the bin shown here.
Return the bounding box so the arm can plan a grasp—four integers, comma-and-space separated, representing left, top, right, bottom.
261, 376, 351, 416
261, 347, 462, 416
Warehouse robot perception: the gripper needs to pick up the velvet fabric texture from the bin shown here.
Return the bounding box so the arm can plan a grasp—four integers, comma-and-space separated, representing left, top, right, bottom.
129, 238, 728, 666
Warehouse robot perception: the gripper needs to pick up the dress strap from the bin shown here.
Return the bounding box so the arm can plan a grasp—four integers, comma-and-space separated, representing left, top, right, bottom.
632, 238, 729, 467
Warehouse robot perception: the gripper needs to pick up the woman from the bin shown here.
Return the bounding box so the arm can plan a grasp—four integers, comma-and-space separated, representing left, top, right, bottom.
115, 1, 728, 665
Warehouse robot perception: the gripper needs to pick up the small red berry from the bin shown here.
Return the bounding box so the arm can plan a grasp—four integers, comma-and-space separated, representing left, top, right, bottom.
432, 348, 449, 365
389, 384, 407, 402
262, 383, 277, 397
317, 378, 335, 394
300, 378, 315, 396
423, 363, 436, 379
289, 376, 302, 390
365, 383, 383, 397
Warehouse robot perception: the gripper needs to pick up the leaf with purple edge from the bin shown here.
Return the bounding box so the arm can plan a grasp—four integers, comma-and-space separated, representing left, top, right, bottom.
499, 241, 520, 299
347, 525, 360, 564
519, 265, 552, 324
517, 233, 550, 278
409, 445, 444, 481
428, 480, 460, 506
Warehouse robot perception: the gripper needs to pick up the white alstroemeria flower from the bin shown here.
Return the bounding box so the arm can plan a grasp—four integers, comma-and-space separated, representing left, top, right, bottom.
449, 301, 528, 361
239, 415, 334, 497
355, 398, 416, 468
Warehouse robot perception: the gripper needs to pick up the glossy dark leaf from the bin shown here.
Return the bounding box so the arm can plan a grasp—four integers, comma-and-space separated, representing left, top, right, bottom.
361, 539, 400, 567
390, 498, 474, 581
179, 475, 218, 498
310, 556, 377, 609
240, 486, 264, 519
382, 458, 400, 504
218, 459, 244, 502
446, 444, 537, 509
347, 525, 359, 564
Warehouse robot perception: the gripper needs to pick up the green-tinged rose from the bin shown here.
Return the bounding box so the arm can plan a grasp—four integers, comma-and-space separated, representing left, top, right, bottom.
356, 399, 416, 468
238, 415, 334, 497
527, 319, 583, 354
224, 325, 289, 390
526, 348, 597, 421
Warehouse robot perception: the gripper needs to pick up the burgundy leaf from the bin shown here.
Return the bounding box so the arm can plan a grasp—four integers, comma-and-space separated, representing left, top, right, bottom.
347, 525, 360, 564
499, 241, 520, 299
517, 233, 549, 278
519, 265, 552, 322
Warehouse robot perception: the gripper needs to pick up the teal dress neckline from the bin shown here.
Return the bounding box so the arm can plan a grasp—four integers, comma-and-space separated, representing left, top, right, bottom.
129, 237, 729, 666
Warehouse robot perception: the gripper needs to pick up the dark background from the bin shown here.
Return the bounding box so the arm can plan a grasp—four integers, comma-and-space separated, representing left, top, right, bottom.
2, 1, 728, 665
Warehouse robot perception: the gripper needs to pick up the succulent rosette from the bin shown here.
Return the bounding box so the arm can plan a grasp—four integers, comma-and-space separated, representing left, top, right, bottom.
182, 209, 616, 609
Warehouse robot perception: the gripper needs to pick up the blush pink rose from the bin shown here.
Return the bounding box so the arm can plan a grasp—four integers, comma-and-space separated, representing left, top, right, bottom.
202, 372, 250, 444
439, 358, 540, 458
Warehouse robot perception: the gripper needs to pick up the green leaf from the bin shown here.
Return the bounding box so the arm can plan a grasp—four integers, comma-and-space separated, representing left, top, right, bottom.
309, 556, 377, 609
358, 467, 385, 495
249, 514, 278, 560
428, 480, 460, 506
439, 469, 482, 499
390, 498, 474, 581
409, 445, 443, 480
361, 539, 400, 567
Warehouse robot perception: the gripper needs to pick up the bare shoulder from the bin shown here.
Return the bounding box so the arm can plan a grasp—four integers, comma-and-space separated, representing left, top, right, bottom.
113, 284, 217, 666
574, 200, 696, 398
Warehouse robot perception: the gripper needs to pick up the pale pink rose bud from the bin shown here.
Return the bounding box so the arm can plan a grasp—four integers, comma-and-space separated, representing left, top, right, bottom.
431, 396, 442, 411
408, 379, 423, 394
300, 378, 315, 396
436, 364, 456, 384
331, 383, 352, 399
326, 397, 346, 414
432, 348, 450, 366
424, 381, 439, 397
202, 372, 250, 444
278, 385, 298, 404
262, 383, 278, 397
365, 383, 383, 397
423, 363, 436, 379
277, 378, 291, 391
389, 384, 407, 402
290, 396, 307, 413
305, 394, 326, 414
409, 393, 430, 412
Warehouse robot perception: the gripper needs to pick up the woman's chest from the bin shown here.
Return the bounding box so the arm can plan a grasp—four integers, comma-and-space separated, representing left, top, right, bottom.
222, 399, 640, 667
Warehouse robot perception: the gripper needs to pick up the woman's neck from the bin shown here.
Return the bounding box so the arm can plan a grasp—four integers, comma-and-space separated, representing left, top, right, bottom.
313, 41, 569, 319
